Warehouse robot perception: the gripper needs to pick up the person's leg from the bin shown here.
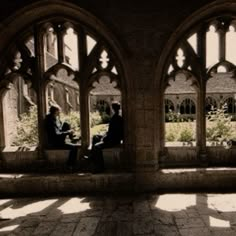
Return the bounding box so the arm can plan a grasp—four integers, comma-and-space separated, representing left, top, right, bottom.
93, 142, 105, 171
63, 143, 78, 168
92, 135, 103, 147
91, 141, 112, 172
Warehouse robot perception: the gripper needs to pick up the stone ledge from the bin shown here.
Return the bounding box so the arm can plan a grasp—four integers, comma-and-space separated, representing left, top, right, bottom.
0, 147, 123, 171
0, 172, 134, 197
155, 167, 236, 192
0, 167, 236, 196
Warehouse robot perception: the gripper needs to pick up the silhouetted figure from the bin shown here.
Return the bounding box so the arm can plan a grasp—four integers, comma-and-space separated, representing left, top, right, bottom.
90, 101, 123, 173
44, 105, 79, 170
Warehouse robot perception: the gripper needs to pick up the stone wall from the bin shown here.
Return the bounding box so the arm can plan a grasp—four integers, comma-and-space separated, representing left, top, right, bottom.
3, 84, 18, 146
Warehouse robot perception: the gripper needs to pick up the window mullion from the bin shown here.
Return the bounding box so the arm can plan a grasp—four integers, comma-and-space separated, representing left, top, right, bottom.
34, 24, 47, 155
219, 28, 226, 62
197, 25, 207, 70
77, 26, 87, 71
56, 25, 65, 64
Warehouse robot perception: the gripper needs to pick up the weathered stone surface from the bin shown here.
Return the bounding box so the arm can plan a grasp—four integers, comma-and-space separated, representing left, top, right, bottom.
0, 194, 235, 235
50, 222, 76, 236
73, 217, 99, 236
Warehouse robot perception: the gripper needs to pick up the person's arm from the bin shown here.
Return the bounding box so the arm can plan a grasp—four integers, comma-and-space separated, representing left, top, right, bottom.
54, 127, 72, 136
54, 119, 72, 136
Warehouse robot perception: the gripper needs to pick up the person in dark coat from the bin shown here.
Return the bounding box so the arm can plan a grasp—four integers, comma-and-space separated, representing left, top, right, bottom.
90, 101, 123, 173
44, 105, 79, 169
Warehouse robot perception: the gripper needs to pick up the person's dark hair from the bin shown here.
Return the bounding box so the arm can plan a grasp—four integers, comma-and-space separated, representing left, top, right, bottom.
111, 101, 121, 112
49, 105, 60, 115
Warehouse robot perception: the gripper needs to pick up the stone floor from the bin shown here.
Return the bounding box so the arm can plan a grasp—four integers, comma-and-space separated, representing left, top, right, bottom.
0, 194, 236, 235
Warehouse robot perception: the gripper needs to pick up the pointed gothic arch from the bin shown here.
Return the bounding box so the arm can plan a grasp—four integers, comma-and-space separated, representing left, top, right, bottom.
0, 0, 132, 163
155, 0, 236, 165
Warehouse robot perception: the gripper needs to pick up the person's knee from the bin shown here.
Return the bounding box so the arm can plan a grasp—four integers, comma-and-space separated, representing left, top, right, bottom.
62, 122, 71, 131
94, 142, 104, 150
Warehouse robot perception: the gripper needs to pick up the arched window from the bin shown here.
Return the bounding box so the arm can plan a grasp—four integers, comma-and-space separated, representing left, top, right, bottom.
95, 100, 111, 115
164, 99, 174, 114
224, 97, 236, 114
180, 98, 196, 115
0, 8, 125, 152
205, 96, 217, 113
161, 15, 236, 149
164, 72, 197, 145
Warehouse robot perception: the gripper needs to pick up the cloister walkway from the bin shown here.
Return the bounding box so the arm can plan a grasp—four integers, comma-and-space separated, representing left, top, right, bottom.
0, 193, 236, 235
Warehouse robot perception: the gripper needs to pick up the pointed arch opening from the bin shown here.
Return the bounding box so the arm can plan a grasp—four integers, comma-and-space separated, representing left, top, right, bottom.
0, 0, 129, 170
156, 0, 236, 166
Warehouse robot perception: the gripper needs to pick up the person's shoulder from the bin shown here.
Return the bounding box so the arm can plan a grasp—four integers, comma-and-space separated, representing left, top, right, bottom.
45, 114, 51, 119
45, 114, 53, 123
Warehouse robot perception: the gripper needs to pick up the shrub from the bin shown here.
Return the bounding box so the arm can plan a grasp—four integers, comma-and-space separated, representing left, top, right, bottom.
90, 111, 103, 127
166, 110, 181, 122
101, 112, 111, 124
206, 107, 233, 142
178, 127, 194, 142
166, 132, 176, 142
12, 105, 38, 146
61, 111, 81, 136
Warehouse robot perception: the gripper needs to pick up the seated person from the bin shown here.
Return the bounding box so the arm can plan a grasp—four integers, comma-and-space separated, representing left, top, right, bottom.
44, 105, 79, 170
225, 139, 236, 149
90, 101, 123, 173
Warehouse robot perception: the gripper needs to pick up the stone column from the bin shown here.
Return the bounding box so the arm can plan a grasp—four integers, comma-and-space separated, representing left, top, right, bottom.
79, 84, 90, 151
34, 25, 46, 159
218, 25, 226, 62
197, 26, 207, 164
0, 90, 6, 151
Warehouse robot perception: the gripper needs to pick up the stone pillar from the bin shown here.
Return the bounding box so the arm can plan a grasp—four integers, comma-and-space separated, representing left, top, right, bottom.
79, 84, 90, 151
0, 90, 7, 151
133, 57, 157, 173
218, 24, 227, 62
76, 27, 90, 153
34, 25, 46, 159
197, 26, 207, 164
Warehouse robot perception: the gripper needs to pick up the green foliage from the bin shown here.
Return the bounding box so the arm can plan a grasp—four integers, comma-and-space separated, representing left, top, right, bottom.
166, 110, 181, 122
12, 107, 108, 147
101, 112, 111, 124
206, 107, 233, 142
12, 105, 38, 146
165, 132, 176, 142
178, 127, 194, 142
61, 111, 81, 136
90, 124, 108, 136
90, 111, 103, 127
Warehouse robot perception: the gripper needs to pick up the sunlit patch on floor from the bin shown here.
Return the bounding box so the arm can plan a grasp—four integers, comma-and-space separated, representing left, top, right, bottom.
0, 224, 19, 232
209, 216, 230, 228
207, 194, 236, 212
155, 194, 196, 211
58, 198, 91, 214
0, 199, 58, 219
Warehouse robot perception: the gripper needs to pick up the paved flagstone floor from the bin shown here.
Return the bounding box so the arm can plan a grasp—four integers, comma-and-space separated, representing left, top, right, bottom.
0, 193, 236, 235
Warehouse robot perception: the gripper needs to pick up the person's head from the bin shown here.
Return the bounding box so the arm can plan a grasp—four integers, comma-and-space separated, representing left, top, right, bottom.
49, 105, 61, 117
111, 101, 121, 114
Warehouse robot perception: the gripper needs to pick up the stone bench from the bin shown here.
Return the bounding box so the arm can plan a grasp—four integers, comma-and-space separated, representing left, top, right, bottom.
45, 146, 123, 170
102, 146, 122, 169
45, 149, 72, 167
